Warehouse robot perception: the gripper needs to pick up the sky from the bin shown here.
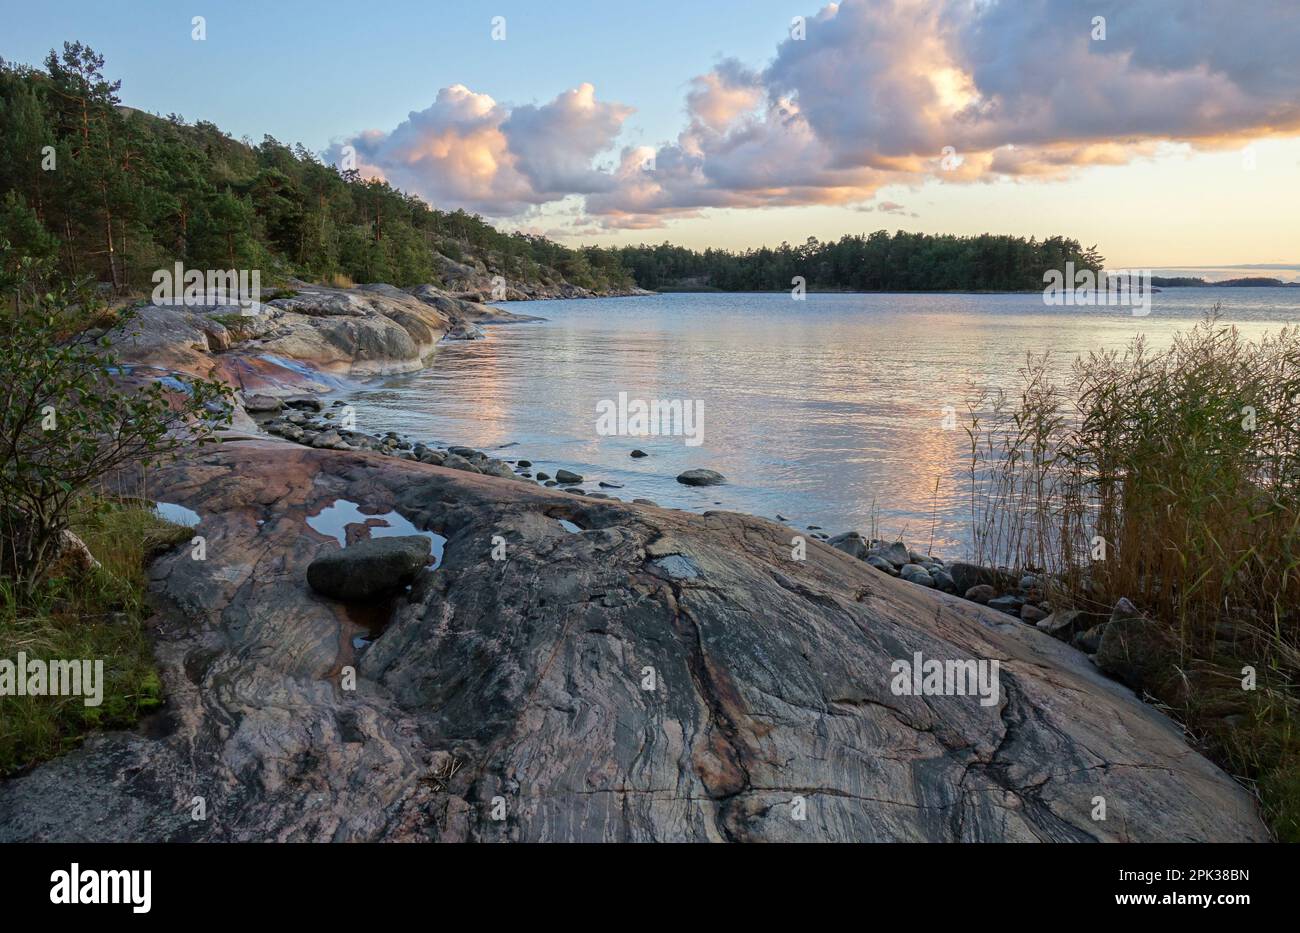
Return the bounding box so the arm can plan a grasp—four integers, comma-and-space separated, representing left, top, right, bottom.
3, 0, 1299, 270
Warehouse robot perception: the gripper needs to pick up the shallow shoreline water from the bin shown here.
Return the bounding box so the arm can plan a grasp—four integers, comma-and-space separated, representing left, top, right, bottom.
334, 288, 1300, 558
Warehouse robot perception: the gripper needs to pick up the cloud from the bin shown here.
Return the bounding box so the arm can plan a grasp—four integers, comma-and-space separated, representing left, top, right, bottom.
501, 83, 633, 196
329, 0, 1300, 230
324, 83, 631, 217
685, 59, 764, 131
858, 200, 908, 214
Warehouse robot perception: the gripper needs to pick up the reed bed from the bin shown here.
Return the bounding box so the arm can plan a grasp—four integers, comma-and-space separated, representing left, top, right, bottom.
963, 311, 1300, 838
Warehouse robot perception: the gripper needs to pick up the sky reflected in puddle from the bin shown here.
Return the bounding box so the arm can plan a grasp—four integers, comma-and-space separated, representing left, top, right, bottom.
305, 498, 446, 568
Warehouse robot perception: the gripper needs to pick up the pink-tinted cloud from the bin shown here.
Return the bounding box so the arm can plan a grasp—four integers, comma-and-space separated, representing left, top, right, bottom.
329, 0, 1300, 229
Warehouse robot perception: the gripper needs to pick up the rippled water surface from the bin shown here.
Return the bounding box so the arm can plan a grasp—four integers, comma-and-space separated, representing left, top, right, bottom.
344, 289, 1300, 556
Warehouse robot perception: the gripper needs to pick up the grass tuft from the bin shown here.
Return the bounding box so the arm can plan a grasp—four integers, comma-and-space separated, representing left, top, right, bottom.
0, 498, 187, 775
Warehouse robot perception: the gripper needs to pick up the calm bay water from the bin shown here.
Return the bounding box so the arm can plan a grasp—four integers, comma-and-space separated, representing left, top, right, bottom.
344, 288, 1300, 557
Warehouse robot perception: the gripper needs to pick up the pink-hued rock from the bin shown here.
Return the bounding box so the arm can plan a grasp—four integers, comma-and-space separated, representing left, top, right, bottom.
0, 440, 1269, 842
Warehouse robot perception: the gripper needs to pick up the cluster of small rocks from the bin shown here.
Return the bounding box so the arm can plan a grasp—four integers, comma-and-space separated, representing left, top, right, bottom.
250, 395, 526, 480
244, 393, 681, 503
826, 532, 957, 590
826, 530, 1153, 663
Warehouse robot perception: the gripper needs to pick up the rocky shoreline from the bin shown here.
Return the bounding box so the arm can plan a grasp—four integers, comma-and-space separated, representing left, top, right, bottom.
0, 277, 1268, 842
247, 387, 1129, 675
201, 294, 1232, 705
0, 437, 1268, 841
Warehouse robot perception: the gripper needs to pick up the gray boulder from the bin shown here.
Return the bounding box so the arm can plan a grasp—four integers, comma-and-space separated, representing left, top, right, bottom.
1074, 624, 1107, 654
243, 394, 283, 413
306, 535, 431, 601
555, 469, 584, 484
948, 562, 1017, 595
868, 541, 911, 568
676, 468, 726, 486
1020, 604, 1048, 624
479, 459, 516, 479
987, 595, 1025, 615
1095, 600, 1176, 691
442, 454, 481, 474
828, 532, 868, 560
1036, 608, 1105, 643
310, 430, 347, 450
964, 584, 996, 604
900, 564, 935, 587
865, 555, 899, 576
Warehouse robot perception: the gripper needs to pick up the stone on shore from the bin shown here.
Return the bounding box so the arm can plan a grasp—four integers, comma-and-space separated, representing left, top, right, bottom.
948, 561, 1017, 595
900, 564, 935, 587
866, 555, 899, 576
676, 468, 726, 486
930, 568, 956, 593
555, 469, 584, 484
305, 535, 432, 601
442, 454, 481, 474
1095, 599, 1178, 691
869, 541, 911, 568
1036, 608, 1105, 643
828, 531, 868, 559
987, 595, 1025, 615
243, 393, 283, 413
309, 430, 348, 450
1020, 603, 1048, 624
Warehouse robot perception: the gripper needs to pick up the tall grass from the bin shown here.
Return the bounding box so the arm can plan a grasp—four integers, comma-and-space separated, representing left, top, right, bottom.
964, 311, 1300, 838
0, 498, 188, 774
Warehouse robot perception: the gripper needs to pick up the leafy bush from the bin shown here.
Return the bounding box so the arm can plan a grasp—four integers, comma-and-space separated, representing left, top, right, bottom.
0, 245, 231, 597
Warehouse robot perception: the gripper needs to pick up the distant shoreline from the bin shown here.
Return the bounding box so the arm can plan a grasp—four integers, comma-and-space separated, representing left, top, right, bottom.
650, 280, 1297, 295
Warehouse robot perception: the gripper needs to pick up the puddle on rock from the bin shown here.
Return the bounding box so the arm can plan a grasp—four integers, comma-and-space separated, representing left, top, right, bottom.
346, 596, 396, 655
154, 501, 201, 528
558, 519, 583, 534
305, 498, 446, 568
306, 499, 446, 660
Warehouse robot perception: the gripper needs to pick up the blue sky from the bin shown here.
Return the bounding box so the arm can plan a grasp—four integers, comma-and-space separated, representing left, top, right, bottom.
3, 0, 1299, 269
0, 0, 794, 153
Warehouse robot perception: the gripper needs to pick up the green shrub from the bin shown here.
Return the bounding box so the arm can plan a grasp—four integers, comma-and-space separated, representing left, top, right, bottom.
0, 244, 231, 597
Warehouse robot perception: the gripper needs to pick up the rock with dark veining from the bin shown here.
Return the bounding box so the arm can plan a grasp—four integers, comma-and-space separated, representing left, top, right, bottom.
0, 441, 1269, 843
